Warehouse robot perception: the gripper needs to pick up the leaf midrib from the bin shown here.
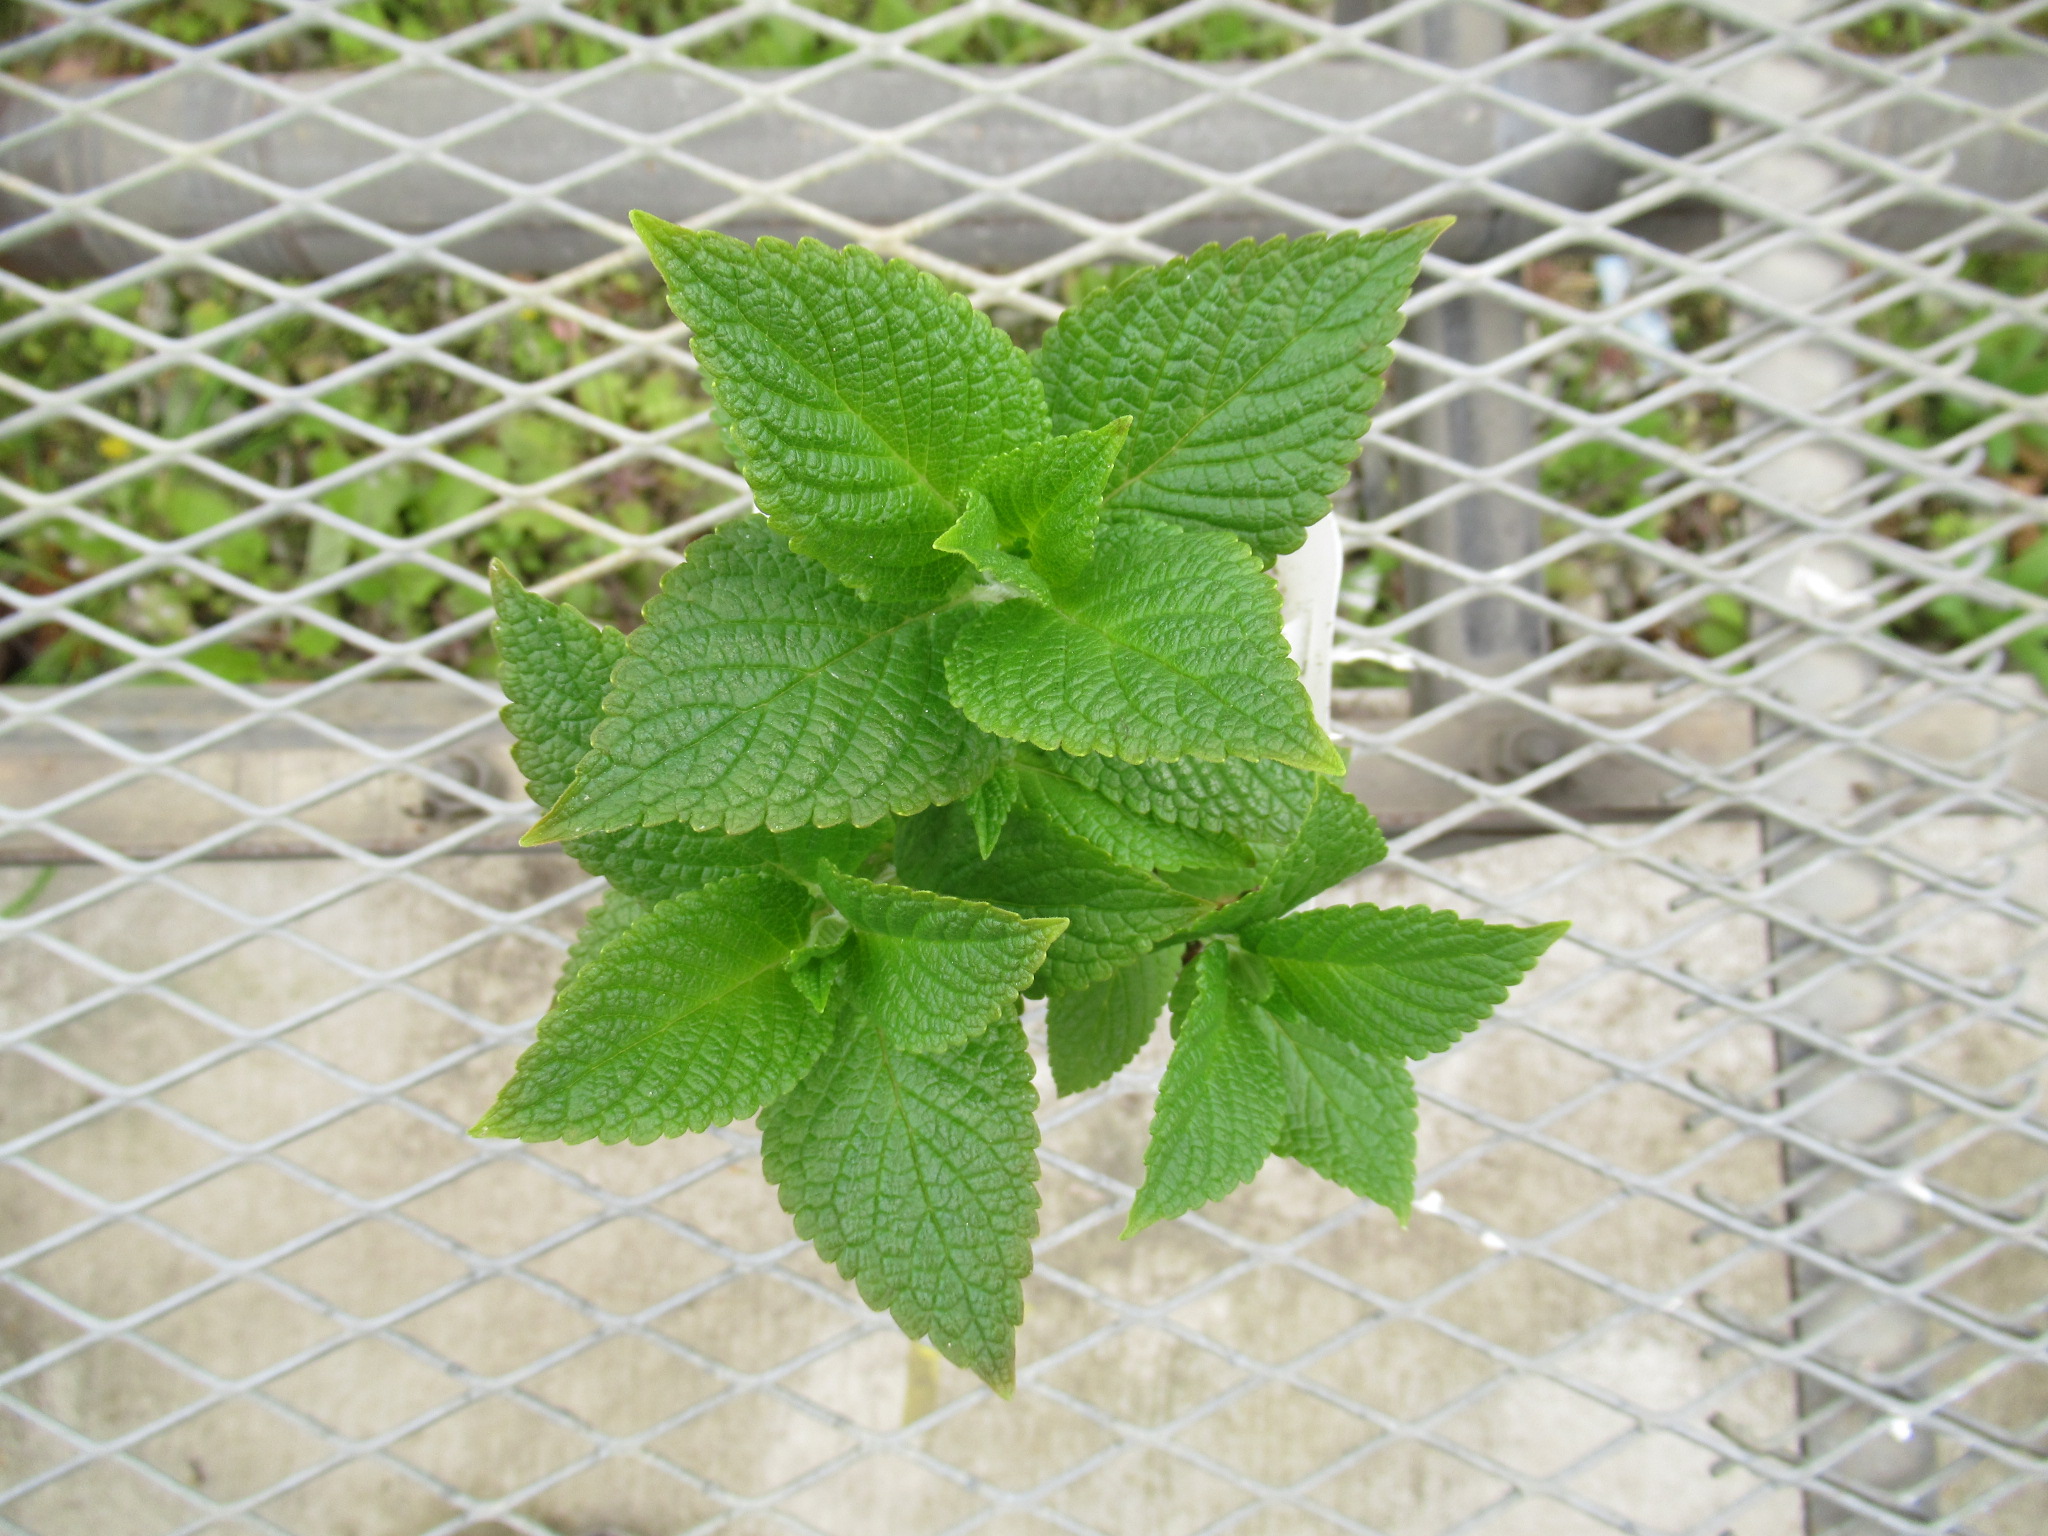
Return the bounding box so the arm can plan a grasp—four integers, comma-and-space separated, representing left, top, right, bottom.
1102, 241, 1403, 505
1049, 554, 1300, 747
543, 935, 799, 1110
868, 1016, 1009, 1360
729, 262, 967, 534
1271, 1011, 1413, 1201
628, 597, 969, 801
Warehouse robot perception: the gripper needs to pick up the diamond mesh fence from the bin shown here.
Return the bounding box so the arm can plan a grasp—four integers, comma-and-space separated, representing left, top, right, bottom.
1, 0, 2044, 1533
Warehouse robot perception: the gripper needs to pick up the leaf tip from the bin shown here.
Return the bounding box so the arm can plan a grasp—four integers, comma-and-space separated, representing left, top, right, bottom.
524, 780, 606, 846
1296, 733, 1347, 778
518, 814, 566, 848
977, 1356, 1018, 1399
468, 1107, 514, 1140
628, 208, 684, 249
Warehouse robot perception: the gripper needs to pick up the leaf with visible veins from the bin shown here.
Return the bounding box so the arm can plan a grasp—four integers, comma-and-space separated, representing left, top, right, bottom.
762, 1001, 1040, 1393
944, 510, 1341, 773
475, 872, 832, 1144
818, 864, 1065, 1054
527, 518, 999, 841
1127, 946, 1285, 1233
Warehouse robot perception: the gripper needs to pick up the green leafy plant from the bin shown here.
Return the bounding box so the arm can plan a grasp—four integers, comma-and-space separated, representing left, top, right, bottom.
476, 219, 1568, 1393
1869, 251, 2048, 690
1916, 530, 2048, 691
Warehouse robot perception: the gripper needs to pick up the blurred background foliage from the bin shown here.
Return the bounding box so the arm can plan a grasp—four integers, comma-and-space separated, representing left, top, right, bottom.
1, 0, 2041, 689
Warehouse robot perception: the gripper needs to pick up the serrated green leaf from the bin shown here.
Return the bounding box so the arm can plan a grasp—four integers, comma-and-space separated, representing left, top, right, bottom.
763, 821, 898, 886
634, 216, 1046, 596
896, 804, 1208, 996
934, 489, 1052, 603
1126, 946, 1285, 1234
969, 420, 1128, 586
494, 565, 720, 899
528, 518, 999, 842
786, 912, 852, 1013
965, 761, 1018, 858
786, 956, 843, 1013
944, 509, 1341, 773
1035, 226, 1447, 562
1263, 994, 1416, 1218
817, 865, 1064, 1054
563, 827, 742, 903
1242, 904, 1568, 1060
1013, 748, 1250, 873
555, 889, 647, 997
1191, 776, 1385, 935
761, 1003, 1039, 1393
492, 560, 623, 807
474, 872, 833, 1144
493, 560, 891, 900
1168, 945, 1203, 1018
1061, 753, 1319, 843
1047, 945, 1181, 1096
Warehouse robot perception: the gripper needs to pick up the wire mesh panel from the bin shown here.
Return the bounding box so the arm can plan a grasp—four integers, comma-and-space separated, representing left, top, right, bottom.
2, 1, 2044, 1533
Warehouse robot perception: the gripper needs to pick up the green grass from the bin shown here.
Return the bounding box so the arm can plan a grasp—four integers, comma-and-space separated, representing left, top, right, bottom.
1, 269, 726, 684
1868, 250, 2048, 690
2, 0, 1325, 76
1835, 0, 2045, 56
1515, 247, 2046, 683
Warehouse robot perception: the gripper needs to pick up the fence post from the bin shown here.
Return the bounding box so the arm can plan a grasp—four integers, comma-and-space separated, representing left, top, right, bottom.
1716, 3, 1939, 1525
1334, 0, 1550, 786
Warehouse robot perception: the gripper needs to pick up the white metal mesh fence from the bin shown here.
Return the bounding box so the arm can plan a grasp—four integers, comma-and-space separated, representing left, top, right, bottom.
1, 1, 2044, 1533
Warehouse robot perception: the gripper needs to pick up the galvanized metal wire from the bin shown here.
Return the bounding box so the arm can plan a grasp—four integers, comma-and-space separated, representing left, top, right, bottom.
1, 1, 2043, 1532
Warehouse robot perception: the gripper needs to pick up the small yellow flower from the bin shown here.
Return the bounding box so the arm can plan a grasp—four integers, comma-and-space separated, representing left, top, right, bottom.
99, 436, 133, 460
